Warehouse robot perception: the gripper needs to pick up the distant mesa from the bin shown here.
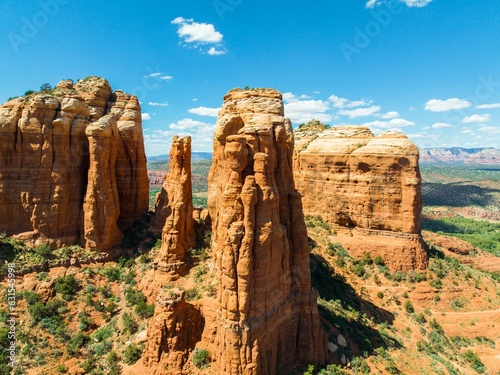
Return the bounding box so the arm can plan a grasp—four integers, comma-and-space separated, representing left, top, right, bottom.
294, 121, 428, 271
0, 76, 149, 250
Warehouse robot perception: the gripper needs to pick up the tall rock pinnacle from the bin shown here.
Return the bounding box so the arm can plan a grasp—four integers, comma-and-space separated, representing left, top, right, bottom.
208, 88, 327, 374
152, 136, 196, 278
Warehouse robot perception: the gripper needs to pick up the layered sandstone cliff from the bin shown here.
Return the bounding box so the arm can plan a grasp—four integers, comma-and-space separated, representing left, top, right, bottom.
0, 77, 149, 250
294, 124, 428, 271
208, 89, 327, 374
152, 136, 196, 278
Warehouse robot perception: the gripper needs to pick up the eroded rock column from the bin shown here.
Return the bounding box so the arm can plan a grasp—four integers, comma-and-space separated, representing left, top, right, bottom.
152, 136, 196, 278
208, 89, 327, 375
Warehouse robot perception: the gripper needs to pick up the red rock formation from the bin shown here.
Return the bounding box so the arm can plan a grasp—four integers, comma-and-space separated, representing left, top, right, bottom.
152, 136, 195, 278
0, 77, 149, 250
143, 289, 203, 375
208, 89, 327, 374
294, 125, 428, 271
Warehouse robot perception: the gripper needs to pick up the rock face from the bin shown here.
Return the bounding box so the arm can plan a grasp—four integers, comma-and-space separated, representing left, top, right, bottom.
0, 77, 149, 250
152, 136, 196, 278
208, 89, 327, 374
294, 124, 428, 271
143, 289, 203, 374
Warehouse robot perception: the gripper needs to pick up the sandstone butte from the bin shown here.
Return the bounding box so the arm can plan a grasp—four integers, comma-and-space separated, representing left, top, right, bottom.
151, 135, 196, 279
0, 77, 149, 250
207, 88, 327, 374
293, 122, 428, 271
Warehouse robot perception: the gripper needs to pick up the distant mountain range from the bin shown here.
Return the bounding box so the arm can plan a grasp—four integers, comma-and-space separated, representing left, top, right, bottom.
419, 147, 499, 164
147, 152, 212, 163
147, 148, 499, 165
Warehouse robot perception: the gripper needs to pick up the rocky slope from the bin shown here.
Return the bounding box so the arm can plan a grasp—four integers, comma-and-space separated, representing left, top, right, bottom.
207, 89, 327, 374
293, 123, 428, 271
0, 77, 149, 250
151, 136, 196, 279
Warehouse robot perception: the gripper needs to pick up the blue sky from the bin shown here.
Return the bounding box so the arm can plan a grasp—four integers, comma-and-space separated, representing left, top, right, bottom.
1, 0, 499, 155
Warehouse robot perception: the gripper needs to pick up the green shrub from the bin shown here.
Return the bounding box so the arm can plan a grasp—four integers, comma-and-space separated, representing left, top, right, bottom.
185, 287, 201, 301
103, 266, 121, 282
122, 313, 138, 334
106, 351, 120, 375
317, 364, 349, 374
57, 364, 68, 373
135, 301, 155, 319
66, 332, 89, 356
429, 279, 443, 289
351, 356, 371, 374
404, 300, 414, 313
54, 274, 79, 300
359, 253, 373, 266
193, 348, 210, 369
23, 290, 41, 305
125, 287, 146, 306
413, 313, 426, 324
123, 343, 143, 365
352, 263, 365, 277
377, 291, 384, 299
463, 350, 486, 373
374, 255, 385, 266
35, 243, 53, 259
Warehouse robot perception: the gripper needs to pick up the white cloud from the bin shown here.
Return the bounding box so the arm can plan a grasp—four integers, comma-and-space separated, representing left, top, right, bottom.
431, 122, 453, 129
329, 95, 372, 109
283, 92, 332, 123
478, 125, 500, 134
402, 0, 432, 7
409, 106, 416, 111
146, 72, 161, 77
365, 0, 379, 8
460, 128, 475, 135
169, 118, 214, 131
142, 113, 152, 120
313, 90, 321, 94
462, 114, 491, 123
424, 98, 472, 112
366, 0, 432, 8
171, 17, 226, 55
337, 105, 381, 118
380, 111, 399, 119
148, 102, 169, 107
207, 47, 226, 55
476, 103, 500, 109
192, 98, 198, 101
160, 75, 173, 81
361, 118, 415, 128
188, 106, 220, 117
171, 17, 223, 43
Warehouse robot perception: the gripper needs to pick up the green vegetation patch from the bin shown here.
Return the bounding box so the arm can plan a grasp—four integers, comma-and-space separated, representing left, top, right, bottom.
422, 216, 500, 256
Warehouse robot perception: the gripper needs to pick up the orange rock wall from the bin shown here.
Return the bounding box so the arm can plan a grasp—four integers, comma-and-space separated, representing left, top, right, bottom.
294, 126, 428, 271
0, 77, 149, 250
